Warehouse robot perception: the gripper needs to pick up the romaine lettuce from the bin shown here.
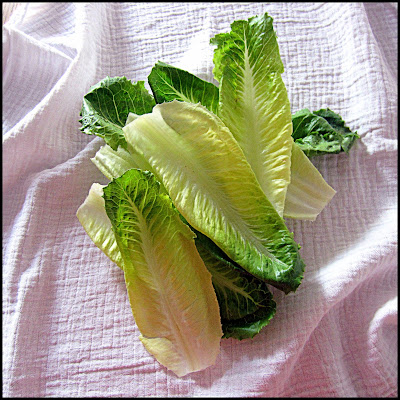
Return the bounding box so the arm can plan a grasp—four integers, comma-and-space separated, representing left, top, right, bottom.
193, 229, 276, 340
102, 168, 222, 377
210, 13, 292, 217
148, 61, 219, 114
76, 10, 359, 375
80, 77, 155, 150
283, 142, 336, 220
292, 108, 359, 156
91, 143, 152, 181
77, 182, 125, 268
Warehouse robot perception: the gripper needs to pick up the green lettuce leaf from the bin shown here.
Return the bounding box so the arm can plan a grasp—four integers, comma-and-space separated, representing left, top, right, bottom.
148, 61, 219, 114
102, 169, 222, 377
123, 100, 305, 293
292, 108, 359, 157
193, 230, 276, 340
80, 77, 155, 150
210, 12, 292, 217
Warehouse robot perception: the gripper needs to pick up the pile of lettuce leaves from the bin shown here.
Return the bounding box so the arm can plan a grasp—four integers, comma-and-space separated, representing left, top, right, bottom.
76, 12, 358, 377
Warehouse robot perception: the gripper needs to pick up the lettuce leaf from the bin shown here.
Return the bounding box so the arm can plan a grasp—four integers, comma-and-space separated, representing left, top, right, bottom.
283, 142, 336, 220
91, 144, 153, 181
210, 12, 293, 217
148, 61, 219, 114
79, 77, 155, 150
292, 108, 359, 156
123, 100, 305, 293
193, 229, 276, 340
91, 145, 140, 181
77, 182, 125, 268
102, 169, 222, 377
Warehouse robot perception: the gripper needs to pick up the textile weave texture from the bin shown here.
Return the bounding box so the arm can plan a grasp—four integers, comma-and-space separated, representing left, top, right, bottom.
3, 3, 398, 397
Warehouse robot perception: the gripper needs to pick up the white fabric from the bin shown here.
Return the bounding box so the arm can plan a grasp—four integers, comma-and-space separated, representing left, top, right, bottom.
2, 2, 397, 397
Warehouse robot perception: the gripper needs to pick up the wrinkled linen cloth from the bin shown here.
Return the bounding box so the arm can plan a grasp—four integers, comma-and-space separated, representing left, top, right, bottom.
2, 2, 398, 397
